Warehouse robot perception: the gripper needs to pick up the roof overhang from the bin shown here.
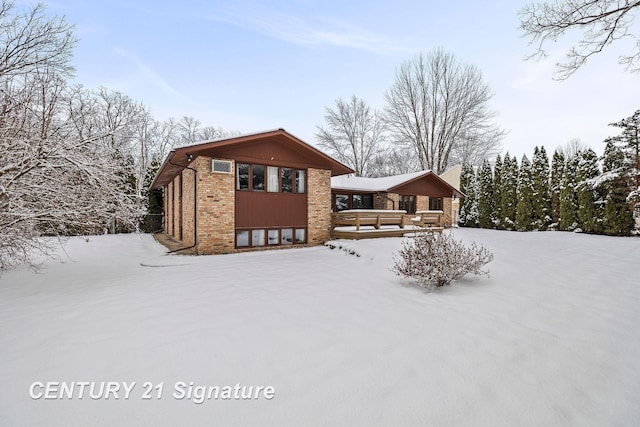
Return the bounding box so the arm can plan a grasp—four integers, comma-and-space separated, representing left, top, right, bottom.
150, 129, 354, 190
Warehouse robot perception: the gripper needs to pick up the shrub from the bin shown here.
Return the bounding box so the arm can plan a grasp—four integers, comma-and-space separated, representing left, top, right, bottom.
393, 231, 494, 288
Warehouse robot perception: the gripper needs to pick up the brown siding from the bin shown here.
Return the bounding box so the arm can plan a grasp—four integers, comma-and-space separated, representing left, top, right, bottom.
235, 192, 307, 228
392, 175, 454, 197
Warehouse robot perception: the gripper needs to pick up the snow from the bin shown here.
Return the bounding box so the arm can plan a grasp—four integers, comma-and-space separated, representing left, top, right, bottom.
331, 170, 431, 191
1, 230, 640, 426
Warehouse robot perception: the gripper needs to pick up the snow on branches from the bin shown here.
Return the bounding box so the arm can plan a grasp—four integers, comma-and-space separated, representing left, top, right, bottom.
393, 231, 493, 289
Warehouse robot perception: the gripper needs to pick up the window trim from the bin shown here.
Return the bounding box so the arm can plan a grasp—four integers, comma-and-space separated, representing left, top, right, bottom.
235, 227, 307, 248
399, 195, 416, 214
236, 163, 306, 194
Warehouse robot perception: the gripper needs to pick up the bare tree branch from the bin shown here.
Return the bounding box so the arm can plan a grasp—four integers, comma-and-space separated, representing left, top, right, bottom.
385, 49, 505, 173
519, 0, 640, 79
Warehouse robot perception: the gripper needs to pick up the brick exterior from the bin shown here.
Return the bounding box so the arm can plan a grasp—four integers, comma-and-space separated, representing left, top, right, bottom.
373, 192, 400, 210
416, 195, 428, 211
162, 158, 334, 254
194, 157, 235, 255
442, 197, 453, 228
181, 168, 196, 247
307, 168, 332, 244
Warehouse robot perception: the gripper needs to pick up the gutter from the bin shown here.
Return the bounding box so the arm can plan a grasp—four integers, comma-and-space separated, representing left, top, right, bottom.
166, 154, 198, 254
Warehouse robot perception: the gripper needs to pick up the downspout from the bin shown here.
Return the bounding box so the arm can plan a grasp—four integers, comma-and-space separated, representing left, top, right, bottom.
167, 155, 198, 254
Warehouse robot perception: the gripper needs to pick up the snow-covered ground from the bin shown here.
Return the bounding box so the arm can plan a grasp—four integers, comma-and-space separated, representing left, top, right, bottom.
1, 229, 639, 426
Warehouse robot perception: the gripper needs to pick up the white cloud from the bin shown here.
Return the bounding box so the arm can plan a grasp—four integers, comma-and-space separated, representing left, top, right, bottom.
113, 48, 196, 105
207, 4, 414, 54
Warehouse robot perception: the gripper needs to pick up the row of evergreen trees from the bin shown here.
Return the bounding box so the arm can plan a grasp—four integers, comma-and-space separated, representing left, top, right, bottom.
459, 142, 636, 236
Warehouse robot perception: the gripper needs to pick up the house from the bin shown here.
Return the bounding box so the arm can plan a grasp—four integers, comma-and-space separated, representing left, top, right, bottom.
150, 129, 353, 254
439, 165, 462, 225
330, 170, 464, 228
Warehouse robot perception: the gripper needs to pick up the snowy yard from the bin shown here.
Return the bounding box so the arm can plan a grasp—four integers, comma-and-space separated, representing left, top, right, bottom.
1, 229, 639, 426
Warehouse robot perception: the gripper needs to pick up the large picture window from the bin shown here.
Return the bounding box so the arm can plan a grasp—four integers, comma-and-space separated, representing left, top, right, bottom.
332, 193, 374, 211
429, 197, 443, 211
399, 195, 416, 214
236, 164, 305, 193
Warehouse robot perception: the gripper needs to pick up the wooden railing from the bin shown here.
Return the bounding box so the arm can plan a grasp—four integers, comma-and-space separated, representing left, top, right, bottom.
331, 209, 406, 231
411, 210, 444, 229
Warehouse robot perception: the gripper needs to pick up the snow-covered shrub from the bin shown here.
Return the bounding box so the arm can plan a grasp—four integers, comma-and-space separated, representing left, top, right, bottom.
393, 231, 493, 288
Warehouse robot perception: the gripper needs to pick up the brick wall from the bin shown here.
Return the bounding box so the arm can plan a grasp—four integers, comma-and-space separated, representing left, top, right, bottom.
416, 195, 428, 211
373, 192, 400, 210
443, 197, 453, 228
181, 167, 196, 247
165, 183, 173, 236
173, 176, 181, 240
307, 168, 331, 244
195, 157, 236, 254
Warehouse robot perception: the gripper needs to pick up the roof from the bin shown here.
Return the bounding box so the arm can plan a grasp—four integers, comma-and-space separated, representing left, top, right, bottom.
151, 128, 354, 190
331, 170, 464, 197
439, 164, 462, 190
331, 170, 429, 192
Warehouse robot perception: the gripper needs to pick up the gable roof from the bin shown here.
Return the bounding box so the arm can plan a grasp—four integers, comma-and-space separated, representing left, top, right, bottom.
331, 170, 464, 197
151, 129, 354, 190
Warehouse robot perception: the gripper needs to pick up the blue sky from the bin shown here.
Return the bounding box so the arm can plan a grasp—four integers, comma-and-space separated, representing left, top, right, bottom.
43, 0, 639, 159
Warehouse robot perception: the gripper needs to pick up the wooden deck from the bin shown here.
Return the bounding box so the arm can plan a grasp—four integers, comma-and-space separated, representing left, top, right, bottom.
330, 209, 444, 240
331, 227, 415, 240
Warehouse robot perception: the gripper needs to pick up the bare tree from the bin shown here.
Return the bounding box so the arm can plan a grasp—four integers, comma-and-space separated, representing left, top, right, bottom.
384, 49, 505, 174
559, 137, 591, 159
368, 146, 420, 177
519, 0, 640, 79
0, 3, 153, 269
0, 1, 76, 78
316, 95, 387, 177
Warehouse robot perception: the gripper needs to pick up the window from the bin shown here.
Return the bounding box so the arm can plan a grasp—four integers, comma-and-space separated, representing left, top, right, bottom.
399, 195, 416, 214
236, 164, 306, 194
295, 169, 306, 193
252, 229, 265, 246
352, 194, 373, 209
429, 197, 443, 211
252, 165, 265, 191
236, 230, 249, 247
334, 194, 349, 211
281, 168, 292, 192
237, 163, 249, 190
236, 228, 307, 248
281, 228, 293, 244
267, 166, 279, 192
268, 230, 279, 245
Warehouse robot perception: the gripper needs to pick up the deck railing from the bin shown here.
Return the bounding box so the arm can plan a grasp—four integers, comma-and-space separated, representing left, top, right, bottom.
331, 209, 407, 231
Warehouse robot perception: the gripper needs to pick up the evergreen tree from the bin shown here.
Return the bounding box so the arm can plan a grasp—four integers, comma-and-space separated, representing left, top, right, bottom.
516, 155, 535, 231
493, 155, 503, 229
459, 163, 477, 227
140, 155, 164, 232
478, 159, 495, 228
607, 110, 640, 225
532, 146, 551, 229
601, 140, 635, 235
576, 149, 602, 233
559, 156, 579, 231
550, 150, 566, 227
500, 154, 518, 230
